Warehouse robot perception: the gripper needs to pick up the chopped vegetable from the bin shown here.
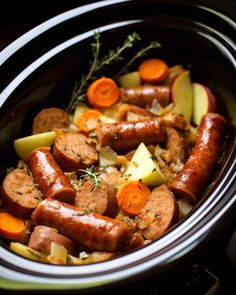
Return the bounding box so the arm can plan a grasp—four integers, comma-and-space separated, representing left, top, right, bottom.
73, 103, 90, 124
117, 71, 141, 88
0, 212, 25, 240
124, 142, 166, 186
14, 131, 55, 161
47, 242, 67, 265
10, 242, 47, 262
75, 109, 102, 134
138, 58, 169, 83
87, 77, 120, 108
116, 180, 151, 216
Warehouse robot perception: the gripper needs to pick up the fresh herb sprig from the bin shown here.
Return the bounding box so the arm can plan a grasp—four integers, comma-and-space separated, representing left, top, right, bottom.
66, 31, 140, 113
79, 165, 101, 192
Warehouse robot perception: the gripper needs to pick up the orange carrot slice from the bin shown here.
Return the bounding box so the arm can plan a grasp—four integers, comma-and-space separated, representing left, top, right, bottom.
87, 77, 120, 107
75, 109, 102, 134
0, 212, 25, 240
139, 58, 169, 83
116, 180, 151, 216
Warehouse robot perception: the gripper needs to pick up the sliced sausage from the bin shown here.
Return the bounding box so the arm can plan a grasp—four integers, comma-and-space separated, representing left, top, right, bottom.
96, 119, 165, 151
99, 166, 123, 190
168, 113, 226, 204
53, 130, 98, 172
166, 127, 186, 165
138, 184, 178, 240
28, 147, 76, 204
1, 168, 42, 218
119, 85, 170, 107
116, 103, 153, 121
28, 225, 75, 255
32, 107, 70, 134
31, 198, 132, 252
74, 179, 118, 217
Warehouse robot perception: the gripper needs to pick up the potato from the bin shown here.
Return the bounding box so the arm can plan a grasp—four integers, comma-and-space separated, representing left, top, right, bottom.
117, 71, 142, 88
47, 242, 67, 265
14, 131, 55, 161
10, 242, 47, 262
124, 143, 166, 186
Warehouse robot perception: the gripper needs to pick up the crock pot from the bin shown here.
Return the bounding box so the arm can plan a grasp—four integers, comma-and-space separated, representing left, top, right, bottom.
0, 0, 235, 293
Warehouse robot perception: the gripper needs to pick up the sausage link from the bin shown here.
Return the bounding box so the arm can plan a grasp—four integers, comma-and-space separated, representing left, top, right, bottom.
168, 113, 226, 204
31, 198, 132, 252
28, 147, 76, 204
119, 85, 170, 107
96, 119, 165, 151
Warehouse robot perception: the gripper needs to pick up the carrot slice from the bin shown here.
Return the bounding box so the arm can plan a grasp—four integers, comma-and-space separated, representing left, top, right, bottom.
139, 58, 169, 83
75, 109, 102, 134
87, 77, 120, 107
0, 212, 25, 240
116, 180, 151, 216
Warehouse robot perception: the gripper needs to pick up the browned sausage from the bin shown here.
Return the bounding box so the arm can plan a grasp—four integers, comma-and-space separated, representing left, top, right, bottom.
99, 166, 123, 190
53, 130, 98, 172
137, 184, 178, 240
116, 103, 153, 121
74, 179, 118, 217
168, 113, 226, 204
166, 127, 186, 165
0, 168, 42, 218
28, 147, 76, 204
119, 85, 170, 107
96, 119, 165, 151
28, 225, 75, 255
160, 112, 189, 130
32, 108, 70, 134
31, 198, 132, 252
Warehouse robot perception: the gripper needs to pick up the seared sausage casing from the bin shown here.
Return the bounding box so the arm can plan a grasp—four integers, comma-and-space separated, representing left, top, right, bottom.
28, 147, 76, 204
119, 85, 170, 107
31, 198, 132, 252
169, 113, 226, 203
96, 119, 165, 151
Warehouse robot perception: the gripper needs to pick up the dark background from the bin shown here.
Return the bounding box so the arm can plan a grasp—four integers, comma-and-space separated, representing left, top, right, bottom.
0, 0, 236, 294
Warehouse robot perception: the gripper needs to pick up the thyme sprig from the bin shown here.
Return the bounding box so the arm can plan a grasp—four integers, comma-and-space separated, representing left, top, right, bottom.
66, 31, 140, 113
79, 165, 101, 192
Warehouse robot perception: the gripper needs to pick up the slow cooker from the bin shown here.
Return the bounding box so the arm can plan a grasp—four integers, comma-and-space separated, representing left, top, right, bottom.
0, 0, 235, 293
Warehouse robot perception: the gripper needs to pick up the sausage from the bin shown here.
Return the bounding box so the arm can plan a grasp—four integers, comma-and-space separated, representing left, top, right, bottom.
74, 179, 118, 217
119, 85, 170, 107
28, 225, 75, 255
31, 198, 132, 252
160, 112, 189, 130
53, 130, 98, 172
98, 166, 123, 190
168, 113, 226, 204
137, 184, 178, 240
166, 127, 186, 165
0, 168, 42, 218
116, 103, 153, 121
32, 108, 70, 134
96, 119, 165, 151
28, 147, 76, 204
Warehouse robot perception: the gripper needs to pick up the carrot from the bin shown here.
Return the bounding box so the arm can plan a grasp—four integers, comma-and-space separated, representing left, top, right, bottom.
87, 77, 120, 107
116, 180, 151, 216
138, 58, 169, 83
0, 212, 25, 240
75, 109, 102, 134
